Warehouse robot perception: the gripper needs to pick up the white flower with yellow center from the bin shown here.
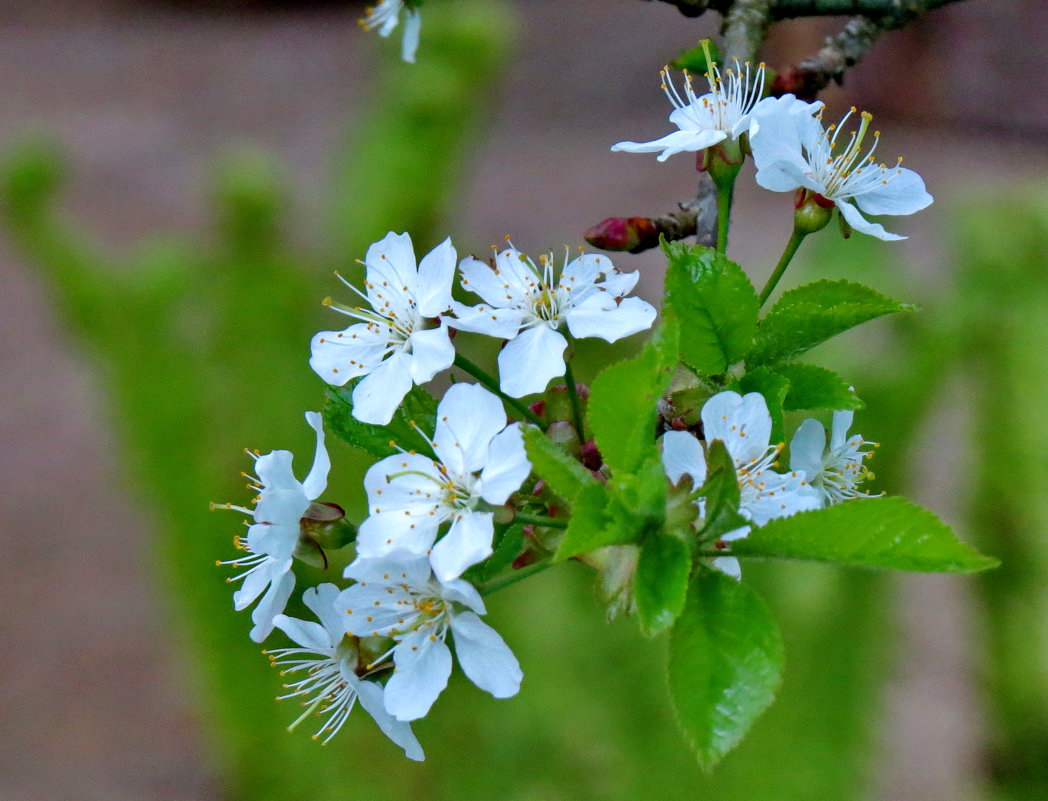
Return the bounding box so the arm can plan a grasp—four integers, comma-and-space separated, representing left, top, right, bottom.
338, 551, 523, 722
355, 383, 532, 582
662, 391, 820, 579
359, 0, 422, 63
750, 97, 933, 240
214, 411, 330, 642
611, 59, 767, 161
310, 231, 456, 426
790, 409, 880, 506
450, 244, 656, 397
268, 583, 424, 758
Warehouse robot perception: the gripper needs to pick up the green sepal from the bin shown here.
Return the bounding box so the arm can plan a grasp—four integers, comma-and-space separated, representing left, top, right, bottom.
668, 570, 784, 771
635, 533, 691, 637
522, 425, 596, 504
323, 383, 438, 458
746, 279, 915, 368
732, 497, 1000, 573
662, 240, 759, 377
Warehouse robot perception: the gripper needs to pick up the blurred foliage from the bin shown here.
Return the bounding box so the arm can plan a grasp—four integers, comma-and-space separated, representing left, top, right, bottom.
3, 2, 1046, 798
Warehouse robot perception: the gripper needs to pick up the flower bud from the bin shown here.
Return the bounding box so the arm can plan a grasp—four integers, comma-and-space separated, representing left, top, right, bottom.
295, 501, 356, 568
584, 216, 660, 253
793, 190, 834, 235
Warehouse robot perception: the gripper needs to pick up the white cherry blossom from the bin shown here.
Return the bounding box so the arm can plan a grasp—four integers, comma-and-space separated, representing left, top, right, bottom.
214, 412, 330, 642
355, 383, 532, 582
450, 244, 656, 397
611, 60, 767, 161
662, 391, 820, 578
268, 583, 424, 758
750, 97, 933, 240
359, 0, 422, 63
338, 551, 523, 722
310, 231, 456, 425
790, 409, 880, 506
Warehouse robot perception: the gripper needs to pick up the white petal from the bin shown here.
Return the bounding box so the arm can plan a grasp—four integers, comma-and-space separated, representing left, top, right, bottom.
254, 450, 300, 492
351, 350, 414, 425
789, 418, 826, 478
611, 128, 725, 161
497, 325, 567, 398
339, 583, 417, 637
712, 556, 742, 580
661, 430, 707, 486
458, 255, 521, 307
300, 411, 330, 501
559, 253, 605, 289
430, 512, 495, 582
448, 299, 526, 339
352, 677, 425, 761
566, 295, 656, 342
478, 424, 531, 505
365, 232, 418, 303
233, 556, 281, 610
356, 513, 440, 559
449, 611, 523, 698
308, 323, 388, 387
407, 324, 454, 385
744, 471, 821, 525
302, 583, 346, 644
273, 613, 332, 652
400, 8, 421, 64
248, 569, 296, 642
415, 237, 455, 316
439, 577, 486, 615
385, 628, 453, 721
343, 550, 433, 584
852, 166, 932, 217
836, 199, 905, 241
701, 391, 773, 464
432, 383, 507, 474
830, 409, 854, 451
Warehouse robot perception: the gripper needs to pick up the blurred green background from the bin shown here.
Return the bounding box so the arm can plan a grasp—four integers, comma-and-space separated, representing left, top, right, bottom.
2, 1, 1047, 799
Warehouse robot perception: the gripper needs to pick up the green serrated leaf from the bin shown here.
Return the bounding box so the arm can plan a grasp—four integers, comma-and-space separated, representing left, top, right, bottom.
747, 279, 915, 367
733, 497, 999, 572
635, 534, 690, 637
773, 362, 863, 412
323, 384, 436, 458
589, 325, 678, 475
695, 440, 748, 542
668, 571, 784, 770
737, 369, 790, 443
663, 240, 759, 376
554, 482, 612, 561
522, 426, 595, 504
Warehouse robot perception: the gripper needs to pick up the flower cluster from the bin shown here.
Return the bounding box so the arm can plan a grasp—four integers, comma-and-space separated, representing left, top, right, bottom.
613, 61, 932, 240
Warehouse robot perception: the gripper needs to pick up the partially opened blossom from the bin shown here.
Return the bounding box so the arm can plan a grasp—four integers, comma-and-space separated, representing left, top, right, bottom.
310, 231, 456, 425
269, 583, 424, 758
355, 383, 532, 582
450, 244, 656, 397
662, 391, 820, 578
339, 551, 523, 722
359, 0, 422, 63
611, 60, 767, 161
790, 409, 880, 506
215, 412, 331, 642
750, 97, 933, 240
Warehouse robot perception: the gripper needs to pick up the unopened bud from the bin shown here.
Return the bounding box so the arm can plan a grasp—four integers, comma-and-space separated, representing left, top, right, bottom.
298, 501, 356, 553
584, 216, 660, 253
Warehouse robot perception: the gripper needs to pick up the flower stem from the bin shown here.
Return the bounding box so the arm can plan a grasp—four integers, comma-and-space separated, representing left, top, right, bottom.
563, 359, 586, 442
758, 227, 808, 308
453, 353, 547, 429
477, 559, 554, 596
716, 180, 734, 254
513, 512, 569, 529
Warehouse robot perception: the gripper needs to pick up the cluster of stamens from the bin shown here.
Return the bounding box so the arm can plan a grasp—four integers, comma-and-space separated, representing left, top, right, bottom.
810, 107, 904, 199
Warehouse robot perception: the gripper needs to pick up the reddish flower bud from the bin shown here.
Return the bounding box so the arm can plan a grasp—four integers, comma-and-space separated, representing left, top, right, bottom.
584, 216, 660, 253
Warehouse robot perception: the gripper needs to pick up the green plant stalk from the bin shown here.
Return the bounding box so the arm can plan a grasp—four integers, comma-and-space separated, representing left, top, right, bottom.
477, 559, 554, 596
563, 358, 586, 441
514, 512, 569, 529
758, 228, 808, 308
716, 180, 734, 254
454, 352, 547, 428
